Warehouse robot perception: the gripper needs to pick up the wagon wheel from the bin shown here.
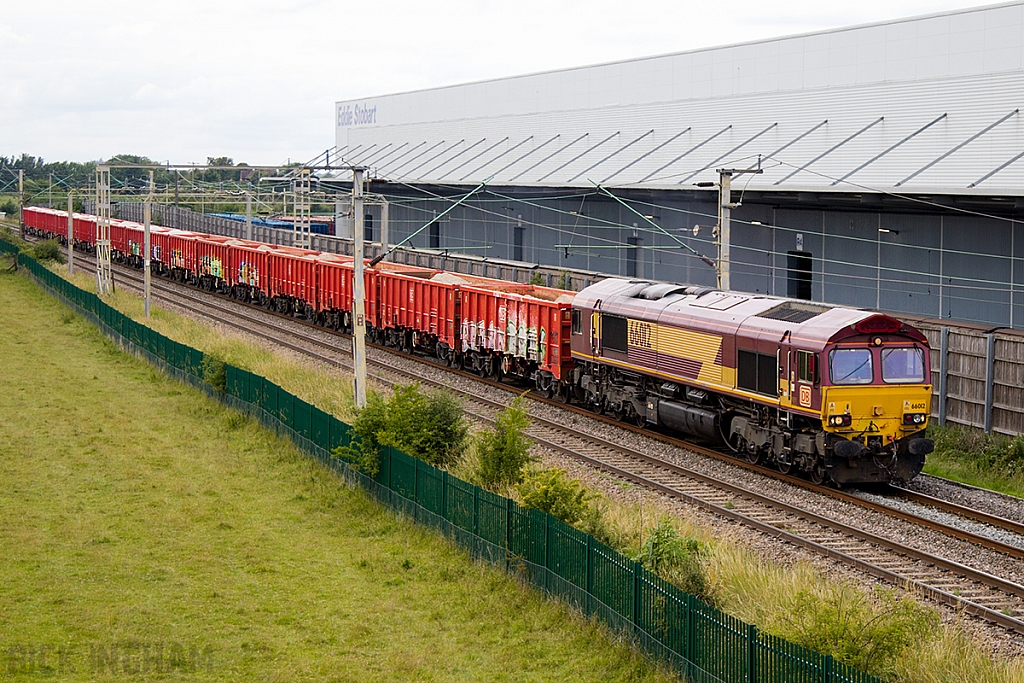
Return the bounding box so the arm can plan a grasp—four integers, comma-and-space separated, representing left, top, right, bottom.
556, 383, 572, 405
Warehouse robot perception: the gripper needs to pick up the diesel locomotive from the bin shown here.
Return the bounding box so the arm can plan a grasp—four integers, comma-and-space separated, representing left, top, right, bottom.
570, 278, 934, 486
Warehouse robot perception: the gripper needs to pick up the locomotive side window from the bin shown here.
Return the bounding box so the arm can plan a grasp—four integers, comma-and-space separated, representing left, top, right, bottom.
572, 309, 581, 335
882, 347, 925, 383
797, 350, 816, 384
830, 348, 873, 385
602, 315, 629, 353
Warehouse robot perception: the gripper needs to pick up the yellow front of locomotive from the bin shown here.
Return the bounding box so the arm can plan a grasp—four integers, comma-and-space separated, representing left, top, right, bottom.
818, 322, 934, 484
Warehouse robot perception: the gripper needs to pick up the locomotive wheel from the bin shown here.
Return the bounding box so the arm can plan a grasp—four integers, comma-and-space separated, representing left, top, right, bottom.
809, 461, 827, 485
556, 384, 571, 404
776, 456, 793, 475
745, 445, 762, 465
631, 405, 646, 428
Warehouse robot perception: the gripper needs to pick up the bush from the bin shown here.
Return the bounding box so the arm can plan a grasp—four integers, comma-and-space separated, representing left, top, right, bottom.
528, 272, 545, 286
771, 584, 939, 678
930, 424, 1024, 480
0, 198, 17, 217
30, 239, 65, 263
200, 354, 226, 393
518, 468, 590, 526
635, 518, 712, 602
334, 383, 468, 477
475, 395, 534, 489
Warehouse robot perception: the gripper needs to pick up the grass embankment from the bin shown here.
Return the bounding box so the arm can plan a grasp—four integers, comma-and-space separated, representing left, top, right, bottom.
0, 270, 673, 681
61, 261, 357, 421
923, 425, 1024, 498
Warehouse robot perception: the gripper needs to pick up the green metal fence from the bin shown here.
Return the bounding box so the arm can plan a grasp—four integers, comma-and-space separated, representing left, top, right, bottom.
6, 238, 886, 683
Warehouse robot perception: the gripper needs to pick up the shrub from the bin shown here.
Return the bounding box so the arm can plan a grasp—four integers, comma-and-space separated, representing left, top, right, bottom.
528, 272, 545, 286
334, 383, 468, 477
518, 468, 590, 526
635, 518, 712, 602
930, 423, 1024, 480
770, 584, 939, 678
30, 239, 65, 263
200, 354, 227, 393
475, 395, 534, 489
0, 198, 17, 217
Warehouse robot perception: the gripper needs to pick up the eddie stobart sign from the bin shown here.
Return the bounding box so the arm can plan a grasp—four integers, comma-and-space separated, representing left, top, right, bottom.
337, 102, 377, 126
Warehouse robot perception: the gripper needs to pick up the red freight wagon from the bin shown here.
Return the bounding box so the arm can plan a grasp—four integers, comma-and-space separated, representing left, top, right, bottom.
266, 250, 317, 315
227, 242, 272, 302
142, 226, 174, 267
376, 267, 453, 355
459, 279, 574, 391
316, 254, 364, 330
110, 220, 138, 261
164, 230, 198, 280
193, 236, 230, 290
71, 213, 97, 248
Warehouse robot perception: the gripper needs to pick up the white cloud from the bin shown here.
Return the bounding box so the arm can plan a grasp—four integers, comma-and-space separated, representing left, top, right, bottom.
0, 0, 998, 164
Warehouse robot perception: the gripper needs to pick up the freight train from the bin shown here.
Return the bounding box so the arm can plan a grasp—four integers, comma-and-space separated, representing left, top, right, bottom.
23, 206, 934, 486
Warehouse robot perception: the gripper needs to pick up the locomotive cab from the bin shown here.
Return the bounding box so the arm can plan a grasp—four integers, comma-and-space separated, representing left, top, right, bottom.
816, 315, 934, 484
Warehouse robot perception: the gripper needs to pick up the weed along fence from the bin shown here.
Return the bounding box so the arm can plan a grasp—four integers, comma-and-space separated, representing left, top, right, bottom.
3, 237, 884, 683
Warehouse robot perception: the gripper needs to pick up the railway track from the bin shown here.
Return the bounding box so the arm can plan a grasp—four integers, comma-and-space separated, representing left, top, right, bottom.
52, 250, 1024, 635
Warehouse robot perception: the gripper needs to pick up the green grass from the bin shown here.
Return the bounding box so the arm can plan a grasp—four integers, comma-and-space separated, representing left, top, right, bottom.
923, 424, 1024, 499
0, 270, 675, 682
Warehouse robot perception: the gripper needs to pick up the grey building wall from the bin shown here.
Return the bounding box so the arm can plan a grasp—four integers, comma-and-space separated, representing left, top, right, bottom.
368, 183, 1024, 328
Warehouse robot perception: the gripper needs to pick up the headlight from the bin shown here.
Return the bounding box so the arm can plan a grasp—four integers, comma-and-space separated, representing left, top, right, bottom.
903, 413, 927, 425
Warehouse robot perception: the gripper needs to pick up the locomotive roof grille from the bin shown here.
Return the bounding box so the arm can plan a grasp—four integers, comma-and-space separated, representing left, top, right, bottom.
756, 301, 832, 323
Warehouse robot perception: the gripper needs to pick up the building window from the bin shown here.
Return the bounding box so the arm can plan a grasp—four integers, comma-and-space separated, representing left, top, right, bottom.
429, 221, 440, 249
364, 213, 374, 242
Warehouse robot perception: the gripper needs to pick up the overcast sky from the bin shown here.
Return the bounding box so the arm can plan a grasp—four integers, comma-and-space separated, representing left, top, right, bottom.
0, 0, 1000, 166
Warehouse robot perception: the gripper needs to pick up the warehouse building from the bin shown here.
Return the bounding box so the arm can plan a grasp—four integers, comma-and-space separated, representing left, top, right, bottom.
335, 2, 1024, 327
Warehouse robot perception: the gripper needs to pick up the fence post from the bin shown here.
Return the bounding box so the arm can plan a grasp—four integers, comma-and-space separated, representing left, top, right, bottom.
938, 326, 948, 426
473, 486, 479, 536
985, 332, 995, 434
686, 593, 695, 666
586, 534, 593, 613
747, 623, 757, 683
633, 561, 642, 632
505, 497, 512, 565
822, 653, 833, 683
442, 470, 448, 522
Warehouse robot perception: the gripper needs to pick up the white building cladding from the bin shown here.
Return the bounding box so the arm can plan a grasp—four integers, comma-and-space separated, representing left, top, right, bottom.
334, 3, 1024, 328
